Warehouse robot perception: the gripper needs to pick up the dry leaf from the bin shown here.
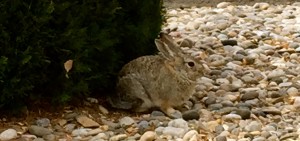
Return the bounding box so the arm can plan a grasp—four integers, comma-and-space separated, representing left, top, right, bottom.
64, 60, 73, 73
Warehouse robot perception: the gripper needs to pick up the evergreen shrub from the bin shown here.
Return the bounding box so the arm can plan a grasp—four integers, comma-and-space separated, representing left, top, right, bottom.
0, 0, 164, 111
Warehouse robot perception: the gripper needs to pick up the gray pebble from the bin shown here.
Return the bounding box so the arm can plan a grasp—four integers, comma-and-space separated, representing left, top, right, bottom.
36, 118, 51, 127
182, 110, 200, 120
208, 104, 223, 110
163, 127, 186, 138
236, 103, 252, 109
219, 107, 238, 115
29, 125, 52, 137
138, 120, 150, 134
245, 121, 262, 132
64, 124, 76, 133
235, 108, 251, 119
262, 107, 282, 115
216, 135, 227, 141
151, 111, 165, 117
101, 119, 120, 130
64, 112, 78, 121
221, 100, 234, 107
205, 96, 217, 106
42, 134, 56, 141
119, 116, 136, 128
241, 91, 259, 101
33, 138, 45, 141
221, 40, 238, 46
71, 128, 90, 137
215, 125, 225, 135
168, 118, 188, 129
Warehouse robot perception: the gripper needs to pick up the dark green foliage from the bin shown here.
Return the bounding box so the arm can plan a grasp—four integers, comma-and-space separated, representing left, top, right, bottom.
116, 0, 164, 62
0, 0, 164, 111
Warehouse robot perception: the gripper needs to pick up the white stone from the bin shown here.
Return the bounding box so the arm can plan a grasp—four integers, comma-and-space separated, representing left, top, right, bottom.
287, 87, 299, 96
183, 130, 198, 141
293, 97, 300, 108
223, 114, 242, 121
185, 21, 200, 31
71, 128, 91, 137
109, 134, 127, 141
163, 127, 186, 138
89, 133, 108, 141
267, 69, 285, 79
217, 2, 232, 8
168, 118, 188, 129
87, 128, 103, 136
169, 9, 178, 16
0, 129, 18, 141
140, 131, 157, 141
253, 3, 270, 10
245, 121, 262, 132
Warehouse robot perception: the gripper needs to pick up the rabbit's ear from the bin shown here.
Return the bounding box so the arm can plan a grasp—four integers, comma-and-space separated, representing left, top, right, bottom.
155, 39, 176, 60
160, 33, 182, 54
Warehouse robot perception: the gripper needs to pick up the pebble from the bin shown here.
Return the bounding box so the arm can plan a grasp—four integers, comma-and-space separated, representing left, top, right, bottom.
221, 40, 238, 46
109, 134, 127, 141
0, 129, 18, 141
76, 115, 100, 128
151, 111, 165, 117
90, 133, 108, 141
287, 87, 299, 96
64, 123, 76, 133
223, 114, 242, 121
182, 130, 198, 141
215, 135, 227, 141
245, 121, 262, 132
262, 107, 282, 115
235, 108, 251, 119
162, 127, 186, 138
168, 118, 188, 129
33, 138, 45, 141
36, 118, 51, 127
119, 116, 136, 128
241, 91, 259, 101
98, 105, 109, 115
28, 125, 52, 137
71, 128, 91, 137
182, 110, 200, 120
140, 131, 157, 141
293, 96, 300, 108
87, 128, 103, 136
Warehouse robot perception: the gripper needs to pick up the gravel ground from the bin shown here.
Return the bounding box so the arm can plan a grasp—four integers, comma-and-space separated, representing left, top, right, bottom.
164, 0, 299, 8
2, 1, 300, 141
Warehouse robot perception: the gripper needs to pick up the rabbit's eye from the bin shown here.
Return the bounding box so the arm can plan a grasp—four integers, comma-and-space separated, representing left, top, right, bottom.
188, 62, 195, 67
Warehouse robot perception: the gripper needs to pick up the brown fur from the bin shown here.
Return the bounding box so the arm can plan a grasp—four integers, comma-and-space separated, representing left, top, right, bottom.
110, 33, 204, 118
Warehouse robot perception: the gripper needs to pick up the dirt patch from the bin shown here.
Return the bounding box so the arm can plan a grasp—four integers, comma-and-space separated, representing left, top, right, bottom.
163, 0, 298, 8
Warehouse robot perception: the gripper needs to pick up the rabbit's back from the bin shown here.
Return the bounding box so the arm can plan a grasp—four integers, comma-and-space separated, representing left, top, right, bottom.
119, 55, 164, 78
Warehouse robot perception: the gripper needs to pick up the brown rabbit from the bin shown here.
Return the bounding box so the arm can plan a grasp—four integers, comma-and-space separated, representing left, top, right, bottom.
109, 33, 204, 118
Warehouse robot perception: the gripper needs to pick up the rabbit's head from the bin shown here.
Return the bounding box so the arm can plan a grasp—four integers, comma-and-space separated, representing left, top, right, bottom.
155, 33, 205, 81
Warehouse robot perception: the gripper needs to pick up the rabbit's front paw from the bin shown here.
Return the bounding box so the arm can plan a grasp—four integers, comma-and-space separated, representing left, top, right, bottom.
163, 107, 182, 119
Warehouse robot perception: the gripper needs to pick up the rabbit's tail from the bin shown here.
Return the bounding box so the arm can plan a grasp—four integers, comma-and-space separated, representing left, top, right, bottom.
107, 94, 133, 110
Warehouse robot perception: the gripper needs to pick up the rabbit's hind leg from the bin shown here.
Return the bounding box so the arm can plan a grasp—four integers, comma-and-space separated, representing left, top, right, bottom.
118, 75, 153, 113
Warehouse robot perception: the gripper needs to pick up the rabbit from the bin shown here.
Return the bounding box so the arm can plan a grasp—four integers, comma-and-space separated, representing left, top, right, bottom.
109, 33, 205, 118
